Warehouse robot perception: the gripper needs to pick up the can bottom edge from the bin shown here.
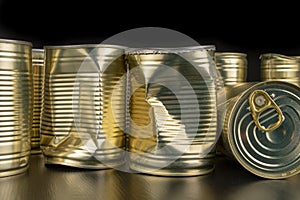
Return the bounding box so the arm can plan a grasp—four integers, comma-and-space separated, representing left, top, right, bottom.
44, 156, 123, 170
129, 163, 215, 177
0, 165, 29, 178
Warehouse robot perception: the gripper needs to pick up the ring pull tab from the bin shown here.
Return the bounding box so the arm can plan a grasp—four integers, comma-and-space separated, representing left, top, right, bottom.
248, 90, 284, 132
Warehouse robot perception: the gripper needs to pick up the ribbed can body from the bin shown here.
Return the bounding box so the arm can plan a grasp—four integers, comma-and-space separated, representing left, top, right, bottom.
31, 49, 44, 154
41, 44, 126, 169
215, 52, 247, 86
260, 53, 300, 86
127, 46, 219, 176
220, 81, 300, 179
0, 39, 32, 177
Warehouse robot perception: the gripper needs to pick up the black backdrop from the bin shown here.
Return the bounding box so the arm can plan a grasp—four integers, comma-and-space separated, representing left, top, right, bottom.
0, 1, 299, 82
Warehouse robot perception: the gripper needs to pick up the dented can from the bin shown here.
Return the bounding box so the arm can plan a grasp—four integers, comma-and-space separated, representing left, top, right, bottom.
220, 81, 300, 179
215, 52, 247, 86
41, 44, 127, 169
31, 49, 44, 154
0, 39, 32, 177
260, 53, 300, 86
127, 46, 220, 176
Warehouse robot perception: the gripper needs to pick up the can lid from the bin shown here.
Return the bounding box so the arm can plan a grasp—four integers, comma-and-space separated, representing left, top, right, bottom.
227, 81, 300, 179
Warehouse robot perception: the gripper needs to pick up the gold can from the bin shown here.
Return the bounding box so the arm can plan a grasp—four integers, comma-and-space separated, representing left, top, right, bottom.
31, 49, 44, 154
0, 39, 32, 177
127, 46, 219, 176
215, 52, 247, 86
41, 44, 127, 169
220, 81, 300, 179
260, 53, 300, 86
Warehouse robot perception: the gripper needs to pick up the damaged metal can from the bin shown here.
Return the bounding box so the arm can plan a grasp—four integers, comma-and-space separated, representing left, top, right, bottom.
41, 44, 127, 169
0, 39, 32, 177
126, 46, 220, 176
31, 49, 44, 154
215, 52, 247, 86
260, 53, 300, 86
220, 81, 300, 179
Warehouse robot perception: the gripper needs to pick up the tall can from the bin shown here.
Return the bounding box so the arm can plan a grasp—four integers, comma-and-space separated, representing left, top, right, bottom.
126, 46, 220, 176
0, 39, 32, 177
220, 81, 300, 179
215, 52, 247, 86
31, 49, 44, 154
41, 44, 127, 169
260, 53, 300, 86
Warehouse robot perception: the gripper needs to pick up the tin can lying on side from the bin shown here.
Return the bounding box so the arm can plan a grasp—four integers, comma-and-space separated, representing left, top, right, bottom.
215, 52, 247, 86
127, 46, 220, 176
220, 81, 300, 179
260, 53, 300, 86
0, 39, 32, 177
31, 49, 44, 154
41, 44, 127, 169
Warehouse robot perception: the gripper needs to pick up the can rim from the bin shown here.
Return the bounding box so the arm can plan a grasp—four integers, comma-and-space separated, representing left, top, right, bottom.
33, 49, 44, 53
44, 44, 128, 50
32, 49, 44, 61
260, 53, 300, 60
126, 45, 216, 55
215, 52, 247, 57
0, 38, 32, 46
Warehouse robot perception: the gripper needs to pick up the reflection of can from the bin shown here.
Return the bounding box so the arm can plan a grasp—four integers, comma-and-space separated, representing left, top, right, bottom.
31, 49, 44, 154
260, 53, 300, 86
41, 44, 126, 169
0, 39, 32, 177
127, 46, 219, 176
220, 81, 300, 179
215, 52, 247, 86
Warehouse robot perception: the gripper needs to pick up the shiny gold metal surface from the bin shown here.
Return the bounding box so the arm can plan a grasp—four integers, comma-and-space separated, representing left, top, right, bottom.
31, 49, 44, 154
41, 44, 127, 169
127, 46, 219, 176
0, 39, 32, 177
260, 53, 300, 86
215, 52, 247, 86
220, 81, 300, 179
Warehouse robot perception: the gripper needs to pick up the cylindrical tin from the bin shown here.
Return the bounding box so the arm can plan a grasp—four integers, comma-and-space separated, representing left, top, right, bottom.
260, 53, 300, 86
41, 44, 127, 169
127, 46, 220, 176
0, 39, 32, 177
31, 49, 44, 154
220, 81, 300, 179
215, 52, 247, 86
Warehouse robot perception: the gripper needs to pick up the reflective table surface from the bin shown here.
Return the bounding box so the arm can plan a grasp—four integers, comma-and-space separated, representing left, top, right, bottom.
1, 154, 300, 200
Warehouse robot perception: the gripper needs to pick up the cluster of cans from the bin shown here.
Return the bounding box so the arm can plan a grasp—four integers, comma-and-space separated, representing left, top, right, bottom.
1, 37, 300, 180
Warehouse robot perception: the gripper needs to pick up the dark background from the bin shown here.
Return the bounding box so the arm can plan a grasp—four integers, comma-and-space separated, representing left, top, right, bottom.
0, 1, 299, 81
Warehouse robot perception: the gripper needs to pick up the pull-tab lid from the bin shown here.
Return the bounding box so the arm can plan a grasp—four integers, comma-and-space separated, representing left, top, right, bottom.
227, 81, 300, 179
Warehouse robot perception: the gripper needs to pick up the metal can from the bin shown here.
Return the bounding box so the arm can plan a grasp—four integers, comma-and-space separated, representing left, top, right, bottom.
215, 52, 247, 86
220, 81, 300, 179
31, 49, 44, 154
127, 46, 220, 176
0, 39, 32, 177
41, 44, 127, 169
260, 53, 300, 86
